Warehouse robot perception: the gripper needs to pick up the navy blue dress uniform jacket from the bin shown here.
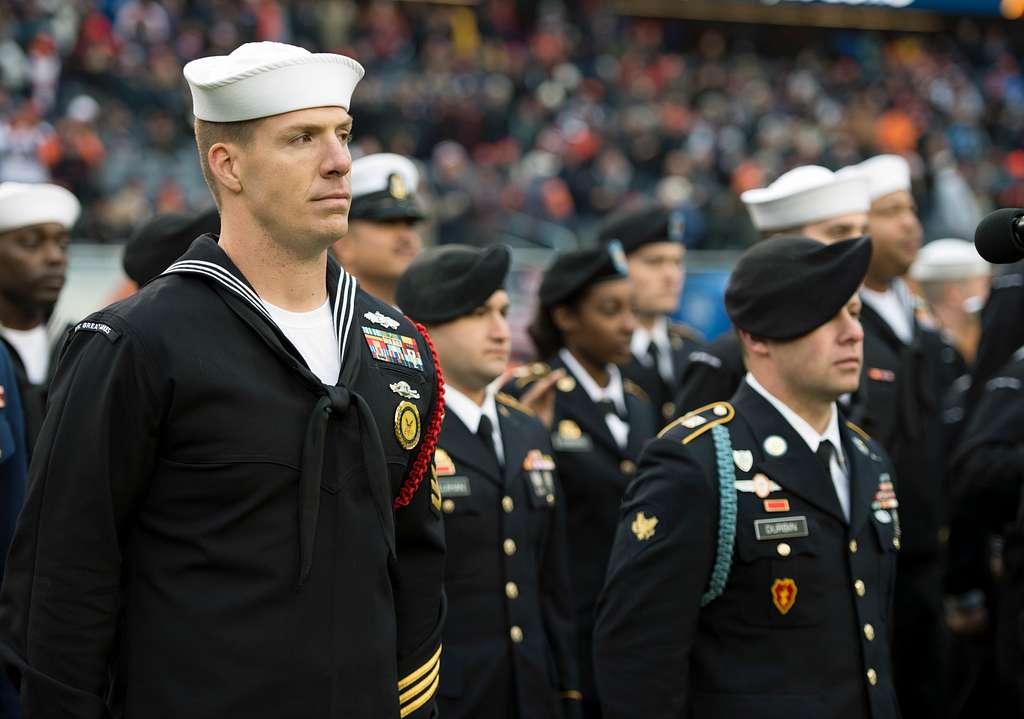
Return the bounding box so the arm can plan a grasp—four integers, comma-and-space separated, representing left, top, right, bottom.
0, 236, 445, 718
436, 393, 580, 719
594, 382, 901, 719
0, 344, 27, 719
504, 356, 657, 713
621, 323, 702, 425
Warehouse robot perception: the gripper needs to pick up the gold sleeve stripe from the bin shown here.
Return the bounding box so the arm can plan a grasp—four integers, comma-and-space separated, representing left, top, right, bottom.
845, 420, 871, 441
399, 675, 440, 718
399, 660, 440, 705
496, 392, 535, 416
561, 690, 584, 700
397, 643, 442, 691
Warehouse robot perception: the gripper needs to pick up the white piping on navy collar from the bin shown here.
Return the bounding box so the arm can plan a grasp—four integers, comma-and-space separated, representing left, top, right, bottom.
164, 258, 358, 359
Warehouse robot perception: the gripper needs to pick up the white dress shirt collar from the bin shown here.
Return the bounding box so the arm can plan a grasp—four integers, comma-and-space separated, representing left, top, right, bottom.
442, 383, 504, 464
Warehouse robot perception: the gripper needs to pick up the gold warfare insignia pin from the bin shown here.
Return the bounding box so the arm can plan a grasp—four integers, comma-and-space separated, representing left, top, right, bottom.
395, 401, 421, 450
631, 511, 659, 541
388, 172, 408, 200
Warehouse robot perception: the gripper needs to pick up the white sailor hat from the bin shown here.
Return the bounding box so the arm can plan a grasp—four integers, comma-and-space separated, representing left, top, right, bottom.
183, 42, 365, 123
0, 182, 81, 234
837, 154, 911, 202
909, 238, 991, 283
350, 153, 424, 222
740, 165, 870, 232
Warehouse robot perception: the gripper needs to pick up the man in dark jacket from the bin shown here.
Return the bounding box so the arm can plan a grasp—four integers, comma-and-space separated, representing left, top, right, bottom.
595, 236, 900, 719
0, 181, 79, 454
601, 202, 702, 427
398, 244, 581, 719
674, 165, 870, 414
0, 41, 445, 718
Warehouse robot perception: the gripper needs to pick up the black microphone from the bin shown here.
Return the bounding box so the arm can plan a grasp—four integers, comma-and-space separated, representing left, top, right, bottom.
975, 208, 1024, 264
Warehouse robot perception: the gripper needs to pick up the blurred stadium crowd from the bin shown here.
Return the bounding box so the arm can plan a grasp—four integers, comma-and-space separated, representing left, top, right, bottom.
1, 0, 1023, 246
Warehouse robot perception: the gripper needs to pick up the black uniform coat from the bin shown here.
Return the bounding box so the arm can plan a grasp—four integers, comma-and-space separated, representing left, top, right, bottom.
620, 322, 702, 426
436, 393, 579, 719
673, 331, 745, 416
0, 236, 445, 718
594, 383, 901, 719
847, 302, 957, 718
504, 356, 657, 713
951, 355, 1024, 714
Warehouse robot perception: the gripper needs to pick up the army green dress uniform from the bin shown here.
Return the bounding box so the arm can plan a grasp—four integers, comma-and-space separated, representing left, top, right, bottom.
596, 203, 703, 425
594, 236, 901, 719
396, 245, 581, 719
504, 243, 657, 716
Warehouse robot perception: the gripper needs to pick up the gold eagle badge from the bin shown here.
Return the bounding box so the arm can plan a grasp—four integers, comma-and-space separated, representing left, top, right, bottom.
631, 511, 658, 541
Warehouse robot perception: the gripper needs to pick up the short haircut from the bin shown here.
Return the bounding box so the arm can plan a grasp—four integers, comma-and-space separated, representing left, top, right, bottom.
193, 118, 259, 206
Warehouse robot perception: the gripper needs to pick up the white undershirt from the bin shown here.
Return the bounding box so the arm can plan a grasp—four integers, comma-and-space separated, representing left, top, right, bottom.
630, 316, 674, 384
745, 373, 851, 521
1, 325, 50, 384
263, 300, 340, 385
860, 279, 914, 345
443, 384, 505, 465
559, 348, 630, 450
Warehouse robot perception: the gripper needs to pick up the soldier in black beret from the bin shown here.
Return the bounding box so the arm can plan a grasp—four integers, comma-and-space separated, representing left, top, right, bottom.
502, 241, 656, 718
598, 202, 703, 426
333, 153, 425, 306
594, 235, 902, 719
397, 245, 582, 719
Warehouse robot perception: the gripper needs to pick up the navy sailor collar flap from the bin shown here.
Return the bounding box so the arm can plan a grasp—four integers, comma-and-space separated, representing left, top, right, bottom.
161, 234, 362, 390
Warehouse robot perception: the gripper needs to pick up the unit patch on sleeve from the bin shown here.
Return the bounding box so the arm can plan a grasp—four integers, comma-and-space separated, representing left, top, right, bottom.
363, 326, 424, 371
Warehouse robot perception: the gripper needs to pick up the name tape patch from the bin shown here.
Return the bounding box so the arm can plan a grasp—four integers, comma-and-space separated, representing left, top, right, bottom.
438, 476, 471, 498
74, 321, 121, 343
754, 515, 809, 541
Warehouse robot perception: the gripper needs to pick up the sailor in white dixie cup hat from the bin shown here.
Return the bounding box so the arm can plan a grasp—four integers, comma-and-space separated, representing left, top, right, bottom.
675, 165, 872, 417
0, 42, 445, 719
837, 155, 954, 719
910, 238, 992, 365
0, 181, 80, 450
332, 152, 426, 306
740, 164, 871, 243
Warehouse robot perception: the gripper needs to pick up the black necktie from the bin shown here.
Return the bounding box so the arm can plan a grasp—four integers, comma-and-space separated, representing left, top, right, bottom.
816, 440, 835, 476
478, 414, 499, 463
597, 399, 623, 421
646, 340, 660, 368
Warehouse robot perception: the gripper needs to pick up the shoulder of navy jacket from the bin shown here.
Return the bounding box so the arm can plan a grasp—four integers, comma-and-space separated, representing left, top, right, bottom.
623, 378, 650, 402
688, 349, 723, 369
658, 401, 734, 444
495, 392, 535, 416
512, 362, 551, 388
73, 318, 122, 343
669, 321, 703, 343
845, 420, 871, 441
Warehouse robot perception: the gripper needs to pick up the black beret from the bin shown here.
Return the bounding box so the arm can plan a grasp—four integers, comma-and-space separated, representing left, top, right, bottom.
396, 244, 510, 324
123, 207, 220, 286
597, 202, 679, 255
725, 235, 873, 340
539, 240, 630, 308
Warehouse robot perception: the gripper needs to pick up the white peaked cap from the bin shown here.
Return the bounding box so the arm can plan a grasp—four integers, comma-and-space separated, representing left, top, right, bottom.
909, 238, 991, 283
0, 182, 81, 233
837, 154, 912, 202
183, 42, 365, 122
352, 153, 420, 199
740, 165, 871, 232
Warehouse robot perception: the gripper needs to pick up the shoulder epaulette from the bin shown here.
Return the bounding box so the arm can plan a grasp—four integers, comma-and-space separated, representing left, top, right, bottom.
845, 420, 871, 442
496, 392, 535, 416
669, 321, 704, 343
512, 362, 550, 389
623, 379, 650, 402
658, 401, 735, 445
